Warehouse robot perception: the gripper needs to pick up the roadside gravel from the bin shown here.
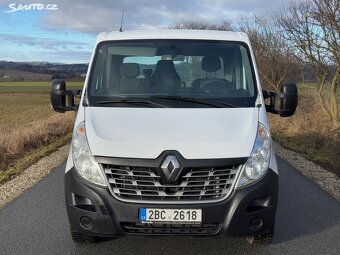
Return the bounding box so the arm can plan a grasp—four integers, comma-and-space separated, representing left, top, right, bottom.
0, 145, 70, 208
0, 141, 339, 209
273, 141, 340, 201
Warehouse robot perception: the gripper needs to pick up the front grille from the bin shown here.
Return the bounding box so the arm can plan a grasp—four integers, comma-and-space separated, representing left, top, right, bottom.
104, 164, 240, 202
121, 222, 221, 235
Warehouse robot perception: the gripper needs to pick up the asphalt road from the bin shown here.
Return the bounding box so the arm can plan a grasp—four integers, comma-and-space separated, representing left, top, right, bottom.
0, 157, 339, 255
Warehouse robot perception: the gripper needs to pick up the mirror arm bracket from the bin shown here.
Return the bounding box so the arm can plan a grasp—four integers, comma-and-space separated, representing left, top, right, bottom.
52, 90, 81, 96
263, 90, 278, 114
263, 90, 293, 115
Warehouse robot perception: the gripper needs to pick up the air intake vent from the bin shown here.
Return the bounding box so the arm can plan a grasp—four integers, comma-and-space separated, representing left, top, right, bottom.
104, 164, 240, 203
121, 222, 222, 235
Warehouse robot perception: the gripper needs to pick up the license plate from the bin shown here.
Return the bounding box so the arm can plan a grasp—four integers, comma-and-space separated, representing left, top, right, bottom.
139, 208, 202, 223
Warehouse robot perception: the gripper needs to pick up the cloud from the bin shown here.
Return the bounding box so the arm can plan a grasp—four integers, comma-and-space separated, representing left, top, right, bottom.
1, 46, 91, 63
39, 0, 291, 33
1, 0, 292, 33
0, 34, 90, 50
0, 0, 292, 63
0, 33, 93, 63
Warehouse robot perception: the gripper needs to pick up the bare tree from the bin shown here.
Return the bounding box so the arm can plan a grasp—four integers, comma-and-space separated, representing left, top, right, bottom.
277, 0, 339, 125
238, 14, 300, 91
313, 0, 340, 125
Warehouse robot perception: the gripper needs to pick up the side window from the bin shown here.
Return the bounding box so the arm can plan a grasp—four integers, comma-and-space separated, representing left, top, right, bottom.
91, 46, 124, 95
91, 48, 107, 94
240, 47, 255, 96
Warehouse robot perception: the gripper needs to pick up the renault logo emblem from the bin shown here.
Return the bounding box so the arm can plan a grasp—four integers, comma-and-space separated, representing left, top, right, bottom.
160, 155, 182, 182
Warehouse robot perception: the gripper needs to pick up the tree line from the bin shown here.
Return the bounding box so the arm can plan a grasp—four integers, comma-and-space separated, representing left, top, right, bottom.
0, 61, 88, 80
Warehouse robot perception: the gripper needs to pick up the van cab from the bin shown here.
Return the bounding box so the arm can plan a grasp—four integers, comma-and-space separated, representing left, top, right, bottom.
50, 29, 297, 244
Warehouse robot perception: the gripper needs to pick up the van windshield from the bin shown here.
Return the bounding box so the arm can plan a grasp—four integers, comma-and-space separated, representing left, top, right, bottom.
88, 40, 257, 108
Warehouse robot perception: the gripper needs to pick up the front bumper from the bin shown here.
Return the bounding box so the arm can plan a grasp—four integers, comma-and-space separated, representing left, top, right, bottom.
65, 167, 278, 237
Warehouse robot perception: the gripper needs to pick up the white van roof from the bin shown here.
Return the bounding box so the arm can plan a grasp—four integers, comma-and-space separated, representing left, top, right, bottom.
96, 29, 250, 44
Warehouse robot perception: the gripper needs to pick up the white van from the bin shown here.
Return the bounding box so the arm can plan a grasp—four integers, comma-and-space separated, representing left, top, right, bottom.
50, 29, 297, 244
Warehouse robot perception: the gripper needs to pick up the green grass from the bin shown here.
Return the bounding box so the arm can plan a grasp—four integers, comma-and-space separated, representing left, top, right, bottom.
272, 132, 334, 167
0, 81, 83, 93
298, 82, 340, 100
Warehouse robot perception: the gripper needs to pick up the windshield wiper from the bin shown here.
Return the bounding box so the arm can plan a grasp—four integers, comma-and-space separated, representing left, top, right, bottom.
150, 95, 235, 108
97, 99, 166, 108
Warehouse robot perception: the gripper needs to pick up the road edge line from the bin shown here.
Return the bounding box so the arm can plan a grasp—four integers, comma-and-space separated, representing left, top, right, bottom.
0, 144, 70, 209
273, 141, 340, 201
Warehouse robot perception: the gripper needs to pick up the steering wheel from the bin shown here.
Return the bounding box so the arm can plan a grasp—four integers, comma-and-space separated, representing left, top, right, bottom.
199, 79, 234, 94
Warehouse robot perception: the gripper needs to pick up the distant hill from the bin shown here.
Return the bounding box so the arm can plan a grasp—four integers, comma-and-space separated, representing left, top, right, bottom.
0, 68, 52, 82
0, 61, 88, 82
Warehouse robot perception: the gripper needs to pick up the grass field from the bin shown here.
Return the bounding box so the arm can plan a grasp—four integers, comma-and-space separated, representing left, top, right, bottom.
0, 81, 83, 133
0, 81, 82, 183
0, 81, 83, 93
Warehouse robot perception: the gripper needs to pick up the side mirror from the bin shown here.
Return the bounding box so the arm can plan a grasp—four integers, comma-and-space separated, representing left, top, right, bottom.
263, 83, 298, 117
50, 79, 81, 113
280, 83, 298, 117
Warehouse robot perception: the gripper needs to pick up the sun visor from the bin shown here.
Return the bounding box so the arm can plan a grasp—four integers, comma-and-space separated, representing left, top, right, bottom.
108, 46, 157, 56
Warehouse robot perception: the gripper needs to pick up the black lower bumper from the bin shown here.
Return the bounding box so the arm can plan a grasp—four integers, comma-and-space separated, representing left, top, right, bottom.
65, 168, 278, 237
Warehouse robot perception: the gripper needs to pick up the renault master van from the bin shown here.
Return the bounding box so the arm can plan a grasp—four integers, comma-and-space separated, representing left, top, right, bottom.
50, 30, 298, 245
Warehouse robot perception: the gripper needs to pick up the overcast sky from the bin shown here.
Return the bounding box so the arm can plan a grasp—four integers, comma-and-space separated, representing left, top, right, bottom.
0, 0, 291, 63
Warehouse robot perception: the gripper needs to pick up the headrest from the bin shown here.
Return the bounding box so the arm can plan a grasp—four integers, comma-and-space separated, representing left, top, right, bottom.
202, 56, 221, 72
120, 63, 140, 78
154, 60, 177, 74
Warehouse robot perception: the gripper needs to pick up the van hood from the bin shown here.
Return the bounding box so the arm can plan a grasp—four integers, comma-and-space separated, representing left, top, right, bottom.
85, 107, 258, 159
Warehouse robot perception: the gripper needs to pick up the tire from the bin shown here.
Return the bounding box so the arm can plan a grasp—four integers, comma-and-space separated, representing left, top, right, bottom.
70, 227, 97, 244
246, 227, 274, 245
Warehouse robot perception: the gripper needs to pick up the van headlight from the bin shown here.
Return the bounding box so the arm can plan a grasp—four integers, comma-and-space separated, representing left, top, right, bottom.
236, 123, 271, 188
72, 122, 106, 186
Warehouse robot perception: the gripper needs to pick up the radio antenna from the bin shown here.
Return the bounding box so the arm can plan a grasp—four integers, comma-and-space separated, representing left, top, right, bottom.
119, 8, 125, 32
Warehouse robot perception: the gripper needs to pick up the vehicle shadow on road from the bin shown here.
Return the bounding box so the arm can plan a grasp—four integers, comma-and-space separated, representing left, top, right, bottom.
72, 235, 269, 255
272, 157, 340, 244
